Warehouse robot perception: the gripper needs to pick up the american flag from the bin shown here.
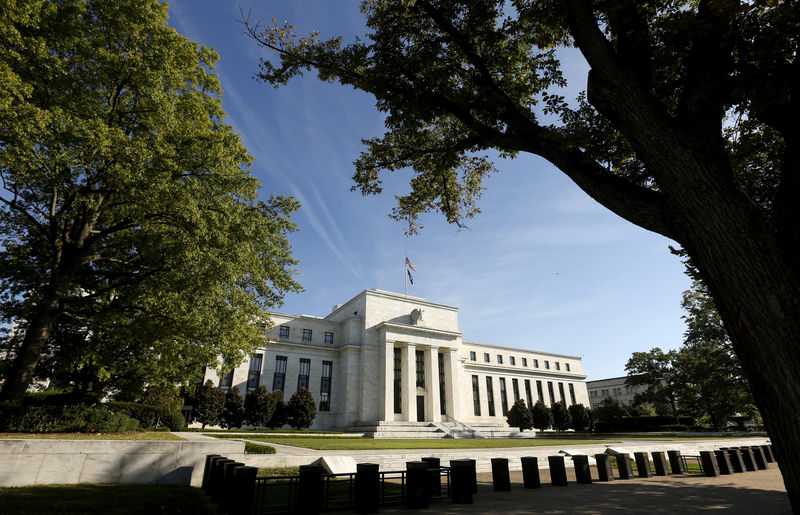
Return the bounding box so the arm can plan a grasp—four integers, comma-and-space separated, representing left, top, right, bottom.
405, 256, 416, 271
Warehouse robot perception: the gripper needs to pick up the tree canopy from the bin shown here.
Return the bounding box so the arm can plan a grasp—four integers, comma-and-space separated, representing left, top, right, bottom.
0, 0, 301, 402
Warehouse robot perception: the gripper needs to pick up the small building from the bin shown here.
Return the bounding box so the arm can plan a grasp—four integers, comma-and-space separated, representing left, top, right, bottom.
586, 376, 647, 409
204, 289, 590, 431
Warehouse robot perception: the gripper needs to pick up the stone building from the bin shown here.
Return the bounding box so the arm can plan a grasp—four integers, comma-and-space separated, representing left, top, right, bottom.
204, 289, 590, 432
586, 376, 648, 409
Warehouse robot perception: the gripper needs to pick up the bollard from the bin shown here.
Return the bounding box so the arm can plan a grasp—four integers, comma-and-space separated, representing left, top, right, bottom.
667, 450, 684, 475
407, 461, 431, 509
232, 466, 258, 515
222, 461, 244, 512
573, 455, 592, 484
634, 452, 652, 478
595, 454, 614, 482
491, 458, 511, 492
652, 452, 669, 476
521, 457, 541, 489
714, 450, 733, 475
211, 458, 234, 503
422, 457, 442, 497
297, 464, 325, 514
726, 449, 744, 473
761, 445, 775, 463
465, 459, 477, 494
615, 453, 633, 480
548, 455, 568, 486
740, 448, 756, 471
204, 455, 225, 495
751, 447, 769, 470
700, 451, 720, 477
355, 463, 380, 515
202, 454, 221, 492
450, 460, 473, 504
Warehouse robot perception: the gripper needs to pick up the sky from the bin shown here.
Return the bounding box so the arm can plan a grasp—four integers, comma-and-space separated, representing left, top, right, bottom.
166, 0, 692, 381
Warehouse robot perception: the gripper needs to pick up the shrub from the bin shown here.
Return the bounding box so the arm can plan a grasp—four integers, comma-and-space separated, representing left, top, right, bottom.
223, 386, 246, 429
0, 405, 139, 433
506, 399, 533, 431
531, 401, 552, 431
106, 401, 160, 428
245, 386, 277, 428
568, 404, 591, 431
266, 391, 288, 429
161, 410, 186, 431
286, 388, 316, 430
192, 380, 225, 428
245, 442, 276, 454
551, 401, 571, 431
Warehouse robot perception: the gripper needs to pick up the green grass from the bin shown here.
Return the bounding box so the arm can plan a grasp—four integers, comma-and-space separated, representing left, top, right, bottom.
258, 466, 300, 477
0, 431, 184, 440
0, 484, 215, 514
209, 434, 607, 450
245, 441, 276, 454
188, 427, 342, 434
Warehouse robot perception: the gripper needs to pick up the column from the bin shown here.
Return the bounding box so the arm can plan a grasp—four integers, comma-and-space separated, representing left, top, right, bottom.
402, 343, 417, 422
380, 339, 395, 421
425, 347, 441, 422
445, 348, 462, 420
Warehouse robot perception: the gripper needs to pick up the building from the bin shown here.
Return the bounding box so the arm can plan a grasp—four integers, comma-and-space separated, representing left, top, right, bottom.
204, 289, 590, 431
586, 376, 647, 409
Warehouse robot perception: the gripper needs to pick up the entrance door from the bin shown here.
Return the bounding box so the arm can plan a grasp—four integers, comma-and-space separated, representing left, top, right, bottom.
416, 395, 425, 422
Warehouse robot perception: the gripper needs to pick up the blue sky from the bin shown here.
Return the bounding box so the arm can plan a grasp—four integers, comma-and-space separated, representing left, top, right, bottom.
166, 0, 691, 381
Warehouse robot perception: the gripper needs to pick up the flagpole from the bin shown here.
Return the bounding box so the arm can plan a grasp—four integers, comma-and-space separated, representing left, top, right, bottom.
404, 255, 407, 296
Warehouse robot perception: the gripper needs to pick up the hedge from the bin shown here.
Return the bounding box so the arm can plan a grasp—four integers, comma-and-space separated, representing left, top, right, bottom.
0, 405, 140, 433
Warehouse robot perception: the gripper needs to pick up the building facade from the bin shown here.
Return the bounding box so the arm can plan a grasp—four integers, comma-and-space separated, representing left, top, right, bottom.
586, 376, 647, 409
204, 289, 590, 430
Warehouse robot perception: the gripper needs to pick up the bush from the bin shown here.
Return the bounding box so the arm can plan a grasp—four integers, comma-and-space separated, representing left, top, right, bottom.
223, 386, 246, 429
245, 442, 276, 454
192, 380, 225, 428
506, 399, 533, 431
551, 401, 571, 431
0, 405, 139, 433
245, 386, 277, 428
106, 401, 160, 428
568, 404, 591, 431
161, 410, 186, 431
531, 401, 552, 431
266, 391, 288, 429
286, 388, 316, 430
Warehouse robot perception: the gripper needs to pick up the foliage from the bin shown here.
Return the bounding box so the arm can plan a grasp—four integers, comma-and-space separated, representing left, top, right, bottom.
222, 386, 246, 429
551, 401, 571, 431
267, 391, 289, 429
244, 385, 277, 428
568, 403, 591, 431
191, 381, 225, 429
245, 441, 277, 454
506, 399, 533, 431
630, 404, 657, 417
0, 0, 301, 403
592, 399, 628, 432
286, 388, 317, 430
531, 400, 552, 431
625, 348, 680, 420
160, 410, 186, 431
0, 405, 139, 433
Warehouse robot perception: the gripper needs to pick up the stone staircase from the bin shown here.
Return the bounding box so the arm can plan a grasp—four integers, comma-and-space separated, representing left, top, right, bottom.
345, 421, 449, 439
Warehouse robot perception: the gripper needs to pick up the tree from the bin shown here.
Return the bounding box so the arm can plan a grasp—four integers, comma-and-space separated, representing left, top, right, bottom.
551, 401, 572, 431
267, 392, 289, 429
245, 1, 800, 505
244, 385, 277, 428
222, 386, 246, 429
0, 0, 301, 403
506, 399, 533, 431
286, 388, 317, 430
625, 348, 680, 421
568, 403, 591, 432
531, 400, 552, 432
592, 399, 627, 432
191, 380, 224, 429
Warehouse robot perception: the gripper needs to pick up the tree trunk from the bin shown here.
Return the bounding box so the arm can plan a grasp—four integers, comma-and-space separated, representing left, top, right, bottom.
0, 293, 59, 405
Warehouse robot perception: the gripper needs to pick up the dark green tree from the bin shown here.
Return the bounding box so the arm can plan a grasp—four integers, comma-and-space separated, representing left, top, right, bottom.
531, 400, 552, 432
267, 392, 289, 429
592, 399, 627, 432
625, 348, 680, 421
551, 401, 571, 431
244, 385, 277, 428
0, 0, 301, 403
568, 403, 591, 432
506, 399, 533, 431
286, 388, 317, 430
191, 380, 224, 429
245, 1, 800, 505
222, 386, 246, 429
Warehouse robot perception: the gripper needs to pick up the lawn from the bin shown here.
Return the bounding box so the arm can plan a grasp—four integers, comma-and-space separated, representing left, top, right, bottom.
0, 431, 184, 440
209, 434, 607, 450
0, 484, 215, 514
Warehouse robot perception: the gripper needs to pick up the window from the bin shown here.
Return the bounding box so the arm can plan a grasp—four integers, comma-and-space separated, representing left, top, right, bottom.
555, 362, 560, 371
415, 350, 425, 388
497, 354, 503, 364
558, 382, 566, 403
486, 376, 496, 416
547, 381, 556, 405
510, 356, 516, 366
472, 375, 481, 416
324, 332, 334, 344
247, 354, 263, 391
521, 357, 527, 367
525, 380, 533, 409
273, 356, 287, 395
484, 353, 490, 362
438, 353, 447, 415
512, 378, 520, 401
302, 329, 312, 342
320, 361, 332, 411
544, 360, 550, 370
568, 383, 576, 405
279, 326, 290, 338
393, 348, 402, 414
536, 380, 544, 403
499, 378, 509, 415
219, 367, 234, 391
470, 351, 476, 361
297, 358, 310, 391
533, 359, 539, 368
565, 363, 571, 372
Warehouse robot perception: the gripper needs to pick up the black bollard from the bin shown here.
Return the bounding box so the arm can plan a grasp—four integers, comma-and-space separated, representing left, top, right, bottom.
422, 457, 442, 497
548, 455, 568, 486
355, 463, 380, 515
595, 454, 614, 482
202, 454, 221, 492
211, 458, 234, 503
615, 453, 633, 480
573, 455, 592, 484
740, 448, 756, 471
714, 450, 733, 475
652, 452, 669, 476
232, 466, 258, 515
521, 457, 541, 489
726, 449, 744, 473
700, 451, 720, 477
450, 460, 473, 504
297, 464, 325, 514
751, 447, 769, 470
466, 459, 477, 494
667, 450, 684, 475
634, 452, 652, 478
222, 461, 244, 512
406, 461, 431, 509
761, 445, 775, 463
491, 458, 511, 492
